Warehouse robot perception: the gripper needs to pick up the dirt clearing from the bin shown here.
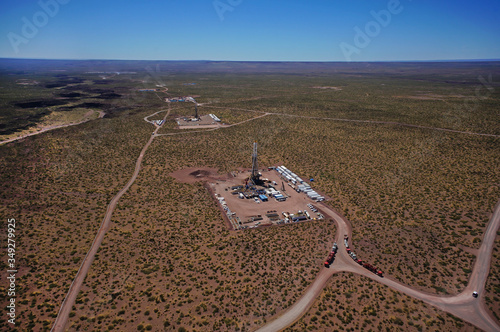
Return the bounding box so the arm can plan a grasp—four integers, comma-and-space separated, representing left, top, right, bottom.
169, 167, 229, 184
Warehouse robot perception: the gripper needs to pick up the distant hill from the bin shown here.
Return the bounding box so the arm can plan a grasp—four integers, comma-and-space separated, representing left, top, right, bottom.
1, 58, 499, 76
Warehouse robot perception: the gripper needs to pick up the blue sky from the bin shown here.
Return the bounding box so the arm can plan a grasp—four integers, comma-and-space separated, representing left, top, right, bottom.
0, 0, 499, 61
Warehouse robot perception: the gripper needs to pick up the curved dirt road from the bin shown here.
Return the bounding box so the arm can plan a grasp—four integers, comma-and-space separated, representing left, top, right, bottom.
254, 205, 351, 332
256, 200, 500, 332
204, 104, 500, 138
143, 109, 168, 124
50, 109, 170, 332
273, 113, 500, 138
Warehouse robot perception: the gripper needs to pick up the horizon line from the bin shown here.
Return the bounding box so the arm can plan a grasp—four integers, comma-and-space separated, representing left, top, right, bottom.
1, 57, 499, 63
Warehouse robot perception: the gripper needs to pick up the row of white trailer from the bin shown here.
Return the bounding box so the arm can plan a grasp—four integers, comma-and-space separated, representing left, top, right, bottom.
304, 191, 324, 201
276, 166, 304, 185
217, 195, 240, 229
209, 114, 221, 122
276, 165, 324, 202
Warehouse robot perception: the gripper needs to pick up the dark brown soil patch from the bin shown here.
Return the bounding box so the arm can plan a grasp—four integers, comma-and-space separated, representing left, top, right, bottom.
59, 92, 87, 98
170, 167, 229, 184
190, 170, 210, 177
95, 92, 122, 99
14, 100, 68, 108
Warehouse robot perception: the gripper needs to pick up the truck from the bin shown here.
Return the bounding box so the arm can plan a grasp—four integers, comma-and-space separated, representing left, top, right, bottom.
292, 216, 307, 222
324, 242, 339, 267
345, 235, 383, 277
361, 262, 383, 277
324, 251, 336, 267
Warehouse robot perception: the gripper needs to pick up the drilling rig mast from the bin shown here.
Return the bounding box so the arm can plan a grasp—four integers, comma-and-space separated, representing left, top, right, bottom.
250, 142, 261, 184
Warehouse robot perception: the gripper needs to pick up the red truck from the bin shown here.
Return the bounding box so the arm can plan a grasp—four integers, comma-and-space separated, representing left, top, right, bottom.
362, 262, 383, 277
324, 251, 336, 267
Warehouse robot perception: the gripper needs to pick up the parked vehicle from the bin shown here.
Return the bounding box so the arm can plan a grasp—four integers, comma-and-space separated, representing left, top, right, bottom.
324, 251, 336, 267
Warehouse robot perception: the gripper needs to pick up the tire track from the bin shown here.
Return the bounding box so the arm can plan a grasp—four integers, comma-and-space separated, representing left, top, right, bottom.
50, 108, 170, 332
256, 200, 500, 332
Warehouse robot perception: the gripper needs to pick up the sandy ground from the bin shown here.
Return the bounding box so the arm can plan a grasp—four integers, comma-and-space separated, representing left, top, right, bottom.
0, 110, 105, 145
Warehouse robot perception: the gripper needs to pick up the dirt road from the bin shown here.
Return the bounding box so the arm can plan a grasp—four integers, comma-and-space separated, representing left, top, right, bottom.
256, 201, 500, 332
143, 109, 168, 124
50, 109, 170, 332
271, 113, 500, 138
168, 103, 496, 141
204, 104, 500, 138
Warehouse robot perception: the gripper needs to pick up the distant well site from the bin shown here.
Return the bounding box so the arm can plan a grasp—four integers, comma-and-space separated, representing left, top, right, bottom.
169, 96, 225, 129
210, 142, 327, 230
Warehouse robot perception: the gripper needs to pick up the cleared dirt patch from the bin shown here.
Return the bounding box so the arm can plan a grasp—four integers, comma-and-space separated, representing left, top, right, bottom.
176, 114, 226, 129
212, 168, 327, 229
169, 167, 229, 184
312, 86, 342, 90
394, 93, 466, 101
